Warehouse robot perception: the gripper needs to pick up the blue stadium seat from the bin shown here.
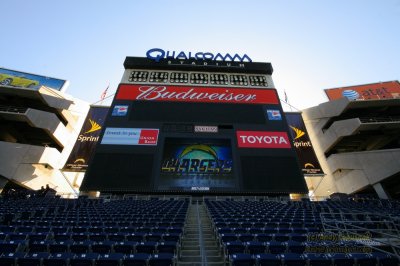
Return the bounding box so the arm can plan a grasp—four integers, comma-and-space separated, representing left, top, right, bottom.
0, 240, 21, 253
289, 233, 307, 243
48, 240, 72, 253
281, 253, 307, 266
7, 233, 27, 241
72, 226, 88, 233
127, 232, 146, 242
72, 232, 89, 241
69, 240, 93, 254
162, 233, 180, 242
370, 252, 399, 266
18, 252, 50, 266
107, 233, 126, 242
274, 233, 290, 242
54, 232, 72, 241
122, 253, 150, 266
245, 241, 266, 255
89, 233, 107, 242
70, 252, 99, 266
348, 253, 377, 266
135, 241, 158, 254
0, 252, 26, 266
225, 241, 246, 255
43, 252, 75, 266
146, 233, 163, 242
238, 233, 254, 242
148, 253, 175, 266
303, 253, 331, 266
28, 232, 49, 242
329, 253, 354, 266
88, 227, 104, 234
95, 253, 124, 266
267, 241, 287, 254
157, 241, 178, 254
220, 233, 238, 243
286, 240, 306, 254
230, 253, 256, 266
113, 241, 136, 254
28, 240, 53, 252
255, 233, 274, 242
91, 241, 114, 254
256, 253, 282, 266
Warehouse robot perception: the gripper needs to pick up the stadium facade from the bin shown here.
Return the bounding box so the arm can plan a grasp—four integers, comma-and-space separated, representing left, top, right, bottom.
81, 55, 308, 195
302, 81, 400, 199
0, 68, 89, 196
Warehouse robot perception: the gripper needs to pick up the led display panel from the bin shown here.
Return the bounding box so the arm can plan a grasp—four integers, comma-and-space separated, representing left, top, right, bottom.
158, 138, 235, 191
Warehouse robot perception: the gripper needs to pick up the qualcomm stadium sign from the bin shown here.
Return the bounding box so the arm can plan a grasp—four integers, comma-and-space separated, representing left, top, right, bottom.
146, 48, 252, 63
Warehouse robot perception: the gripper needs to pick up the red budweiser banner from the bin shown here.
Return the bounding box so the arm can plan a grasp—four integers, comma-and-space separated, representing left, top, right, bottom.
116, 84, 279, 104
237, 131, 291, 148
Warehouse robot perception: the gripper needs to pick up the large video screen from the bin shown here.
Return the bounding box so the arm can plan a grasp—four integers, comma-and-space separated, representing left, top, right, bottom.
158, 138, 235, 191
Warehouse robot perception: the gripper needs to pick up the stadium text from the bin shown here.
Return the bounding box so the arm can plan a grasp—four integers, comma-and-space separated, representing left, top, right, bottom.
146, 48, 252, 62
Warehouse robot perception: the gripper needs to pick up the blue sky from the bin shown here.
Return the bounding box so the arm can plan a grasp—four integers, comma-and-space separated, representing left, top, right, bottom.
2, 0, 399, 110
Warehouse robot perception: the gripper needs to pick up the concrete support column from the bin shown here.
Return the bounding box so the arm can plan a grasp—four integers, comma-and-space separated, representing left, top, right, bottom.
373, 182, 390, 199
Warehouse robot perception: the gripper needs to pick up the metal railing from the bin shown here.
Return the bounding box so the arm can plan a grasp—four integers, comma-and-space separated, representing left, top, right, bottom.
321, 211, 400, 257
0, 104, 28, 114
359, 116, 400, 123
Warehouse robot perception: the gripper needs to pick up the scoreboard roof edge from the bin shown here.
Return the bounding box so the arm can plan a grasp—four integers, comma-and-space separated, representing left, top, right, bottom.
124, 57, 273, 75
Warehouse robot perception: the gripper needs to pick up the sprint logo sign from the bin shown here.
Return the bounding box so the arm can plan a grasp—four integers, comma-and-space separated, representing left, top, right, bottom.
84, 119, 102, 134
289, 126, 306, 141
63, 106, 109, 172
78, 119, 102, 142
290, 126, 311, 148
286, 112, 324, 175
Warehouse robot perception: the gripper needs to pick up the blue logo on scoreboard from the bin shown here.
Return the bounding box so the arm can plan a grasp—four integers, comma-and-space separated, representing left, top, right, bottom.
112, 105, 129, 116
266, 109, 282, 120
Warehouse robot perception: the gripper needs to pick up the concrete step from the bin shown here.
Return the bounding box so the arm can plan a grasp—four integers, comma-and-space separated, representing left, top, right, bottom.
185, 233, 214, 238
178, 203, 225, 266
179, 255, 224, 263
177, 262, 226, 266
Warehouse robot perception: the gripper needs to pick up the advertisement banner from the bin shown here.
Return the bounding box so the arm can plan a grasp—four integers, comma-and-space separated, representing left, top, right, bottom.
101, 128, 159, 145
236, 131, 291, 148
63, 106, 109, 172
116, 84, 279, 104
0, 67, 67, 91
286, 112, 324, 175
159, 138, 235, 190
324, 80, 400, 101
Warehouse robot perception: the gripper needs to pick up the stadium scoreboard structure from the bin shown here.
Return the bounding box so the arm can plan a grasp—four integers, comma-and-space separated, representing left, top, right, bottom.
81, 56, 308, 194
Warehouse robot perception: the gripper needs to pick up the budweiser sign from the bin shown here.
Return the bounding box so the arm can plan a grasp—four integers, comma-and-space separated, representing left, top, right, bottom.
116, 84, 279, 104
237, 131, 291, 148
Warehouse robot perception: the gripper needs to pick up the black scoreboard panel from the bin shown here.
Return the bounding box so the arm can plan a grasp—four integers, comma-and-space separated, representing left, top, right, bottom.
81, 57, 308, 195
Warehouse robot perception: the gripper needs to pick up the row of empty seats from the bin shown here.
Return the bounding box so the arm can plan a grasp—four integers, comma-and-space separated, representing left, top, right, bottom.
205, 198, 400, 265
0, 197, 189, 265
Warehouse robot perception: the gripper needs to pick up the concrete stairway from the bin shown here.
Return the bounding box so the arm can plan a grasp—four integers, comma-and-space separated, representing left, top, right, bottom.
177, 201, 226, 266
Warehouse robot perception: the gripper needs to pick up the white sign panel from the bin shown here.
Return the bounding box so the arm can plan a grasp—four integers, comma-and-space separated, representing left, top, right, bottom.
101, 128, 159, 145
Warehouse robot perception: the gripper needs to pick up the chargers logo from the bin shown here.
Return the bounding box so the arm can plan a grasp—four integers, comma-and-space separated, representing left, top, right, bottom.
162, 144, 232, 173
290, 126, 305, 140
84, 119, 102, 134
179, 144, 218, 160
